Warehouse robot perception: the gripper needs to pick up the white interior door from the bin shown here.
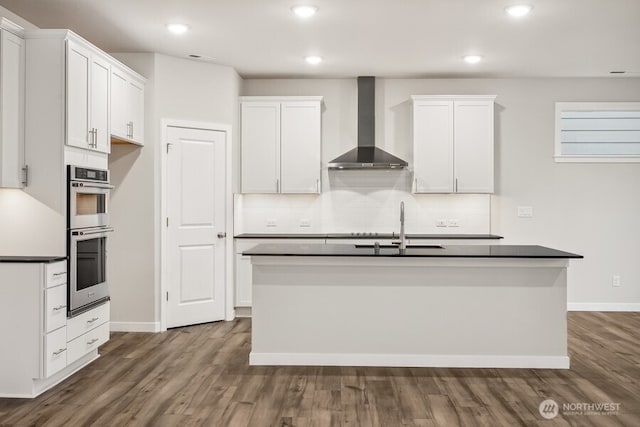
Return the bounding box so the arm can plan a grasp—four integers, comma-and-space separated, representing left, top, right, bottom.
166, 126, 226, 328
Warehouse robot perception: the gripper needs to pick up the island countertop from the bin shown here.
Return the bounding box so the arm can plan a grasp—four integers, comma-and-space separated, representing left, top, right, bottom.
243, 243, 583, 258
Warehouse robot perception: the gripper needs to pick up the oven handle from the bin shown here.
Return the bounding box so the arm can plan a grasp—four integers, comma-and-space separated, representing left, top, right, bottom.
71, 182, 114, 190
75, 227, 114, 236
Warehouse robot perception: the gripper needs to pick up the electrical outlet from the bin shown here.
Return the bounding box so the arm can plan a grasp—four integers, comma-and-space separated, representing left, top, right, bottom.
612, 275, 621, 287
436, 219, 447, 227
266, 219, 277, 227
447, 219, 460, 227
517, 206, 534, 218
299, 219, 311, 228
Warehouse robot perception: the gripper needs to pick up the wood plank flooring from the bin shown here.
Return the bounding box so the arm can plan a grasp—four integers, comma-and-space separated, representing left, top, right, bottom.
0, 312, 639, 426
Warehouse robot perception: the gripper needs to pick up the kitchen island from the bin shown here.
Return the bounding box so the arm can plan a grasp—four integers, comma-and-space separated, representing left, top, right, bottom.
244, 244, 582, 369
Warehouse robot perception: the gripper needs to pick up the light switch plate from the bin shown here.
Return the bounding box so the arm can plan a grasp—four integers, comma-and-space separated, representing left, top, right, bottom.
266, 219, 277, 227
447, 219, 460, 227
299, 219, 311, 228
436, 219, 447, 227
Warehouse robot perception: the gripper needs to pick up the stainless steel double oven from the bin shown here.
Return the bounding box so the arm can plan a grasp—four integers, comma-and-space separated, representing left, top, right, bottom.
67, 165, 113, 316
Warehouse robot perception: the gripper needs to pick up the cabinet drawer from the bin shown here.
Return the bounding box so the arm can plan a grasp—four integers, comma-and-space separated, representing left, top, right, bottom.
44, 327, 67, 378
45, 261, 67, 288
45, 284, 67, 333
66, 322, 109, 365
67, 301, 110, 342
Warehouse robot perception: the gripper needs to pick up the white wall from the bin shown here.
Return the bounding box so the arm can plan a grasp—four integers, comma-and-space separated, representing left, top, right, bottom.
241, 77, 640, 307
108, 53, 241, 328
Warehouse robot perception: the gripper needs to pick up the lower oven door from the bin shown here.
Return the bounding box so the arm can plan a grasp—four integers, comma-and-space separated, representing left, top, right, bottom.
69, 227, 113, 315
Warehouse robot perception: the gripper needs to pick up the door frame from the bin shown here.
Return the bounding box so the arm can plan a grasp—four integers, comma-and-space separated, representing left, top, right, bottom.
159, 119, 235, 331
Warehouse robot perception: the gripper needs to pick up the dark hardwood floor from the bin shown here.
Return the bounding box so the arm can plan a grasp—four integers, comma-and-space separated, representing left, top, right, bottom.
1, 312, 639, 426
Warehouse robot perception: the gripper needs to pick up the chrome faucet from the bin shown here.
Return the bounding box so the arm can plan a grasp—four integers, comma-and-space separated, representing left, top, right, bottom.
393, 201, 407, 252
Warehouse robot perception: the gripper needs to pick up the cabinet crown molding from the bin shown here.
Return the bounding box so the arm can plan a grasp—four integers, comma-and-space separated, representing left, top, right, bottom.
24, 29, 147, 83
0, 17, 25, 36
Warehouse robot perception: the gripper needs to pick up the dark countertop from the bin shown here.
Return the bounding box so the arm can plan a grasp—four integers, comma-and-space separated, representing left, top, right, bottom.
0, 256, 67, 263
243, 244, 582, 259
235, 233, 503, 240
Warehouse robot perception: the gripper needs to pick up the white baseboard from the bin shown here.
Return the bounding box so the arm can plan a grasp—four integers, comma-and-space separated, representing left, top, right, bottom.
249, 352, 570, 369
568, 303, 640, 312
235, 307, 252, 318
109, 321, 161, 333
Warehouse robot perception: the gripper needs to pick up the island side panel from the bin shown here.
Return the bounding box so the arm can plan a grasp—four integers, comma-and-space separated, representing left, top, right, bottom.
250, 257, 569, 369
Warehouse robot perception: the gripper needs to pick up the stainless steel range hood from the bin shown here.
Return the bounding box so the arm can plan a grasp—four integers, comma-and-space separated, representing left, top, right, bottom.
328, 76, 408, 170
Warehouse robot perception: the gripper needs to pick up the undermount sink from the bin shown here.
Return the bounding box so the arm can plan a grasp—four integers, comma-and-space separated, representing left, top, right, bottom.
355, 244, 443, 249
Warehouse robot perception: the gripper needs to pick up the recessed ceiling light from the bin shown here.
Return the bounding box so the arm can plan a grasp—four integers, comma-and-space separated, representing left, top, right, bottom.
166, 23, 190, 34
463, 55, 483, 64
305, 56, 323, 65
292, 5, 318, 18
505, 4, 533, 17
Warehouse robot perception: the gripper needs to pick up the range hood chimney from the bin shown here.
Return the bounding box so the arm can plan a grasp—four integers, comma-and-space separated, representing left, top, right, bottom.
328, 76, 408, 170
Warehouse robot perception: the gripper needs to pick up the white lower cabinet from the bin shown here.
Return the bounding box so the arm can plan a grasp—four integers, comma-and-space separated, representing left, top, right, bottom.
0, 260, 109, 398
67, 321, 109, 366
44, 327, 67, 378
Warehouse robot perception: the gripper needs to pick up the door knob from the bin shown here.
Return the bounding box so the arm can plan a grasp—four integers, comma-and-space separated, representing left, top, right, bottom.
217, 232, 227, 238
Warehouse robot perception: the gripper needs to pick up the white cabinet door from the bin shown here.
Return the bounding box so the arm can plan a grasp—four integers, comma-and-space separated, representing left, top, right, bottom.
44, 327, 67, 378
128, 79, 144, 144
281, 101, 321, 193
0, 29, 25, 188
454, 100, 494, 193
110, 67, 128, 139
90, 55, 110, 153
66, 40, 91, 150
413, 100, 454, 193
241, 102, 280, 193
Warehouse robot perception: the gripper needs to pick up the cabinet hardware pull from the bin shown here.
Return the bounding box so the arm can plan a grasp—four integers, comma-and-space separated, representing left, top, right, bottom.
53, 305, 67, 311
414, 178, 417, 191
22, 165, 29, 186
53, 348, 66, 356
130, 122, 134, 138
87, 338, 99, 345
455, 178, 458, 192
217, 232, 227, 238
276, 179, 280, 193
316, 178, 320, 193
53, 272, 66, 277
87, 317, 99, 324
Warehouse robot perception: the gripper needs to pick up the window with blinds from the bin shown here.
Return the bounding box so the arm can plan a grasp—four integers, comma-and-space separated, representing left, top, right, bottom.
555, 102, 640, 163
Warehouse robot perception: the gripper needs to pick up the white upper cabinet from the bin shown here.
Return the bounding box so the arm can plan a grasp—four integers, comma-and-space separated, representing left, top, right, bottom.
110, 65, 145, 145
66, 40, 110, 153
241, 96, 322, 194
412, 95, 496, 194
0, 23, 26, 188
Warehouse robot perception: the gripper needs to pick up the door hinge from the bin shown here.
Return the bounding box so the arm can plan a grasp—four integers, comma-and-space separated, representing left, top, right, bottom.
166, 217, 169, 227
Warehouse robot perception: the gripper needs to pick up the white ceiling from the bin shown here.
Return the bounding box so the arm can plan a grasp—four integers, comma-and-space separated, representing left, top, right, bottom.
1, 0, 639, 78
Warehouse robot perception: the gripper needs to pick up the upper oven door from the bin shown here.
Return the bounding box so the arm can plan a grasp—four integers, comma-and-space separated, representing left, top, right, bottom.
69, 182, 112, 229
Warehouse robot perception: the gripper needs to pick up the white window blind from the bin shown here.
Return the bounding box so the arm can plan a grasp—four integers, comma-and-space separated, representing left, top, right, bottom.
555, 102, 640, 163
